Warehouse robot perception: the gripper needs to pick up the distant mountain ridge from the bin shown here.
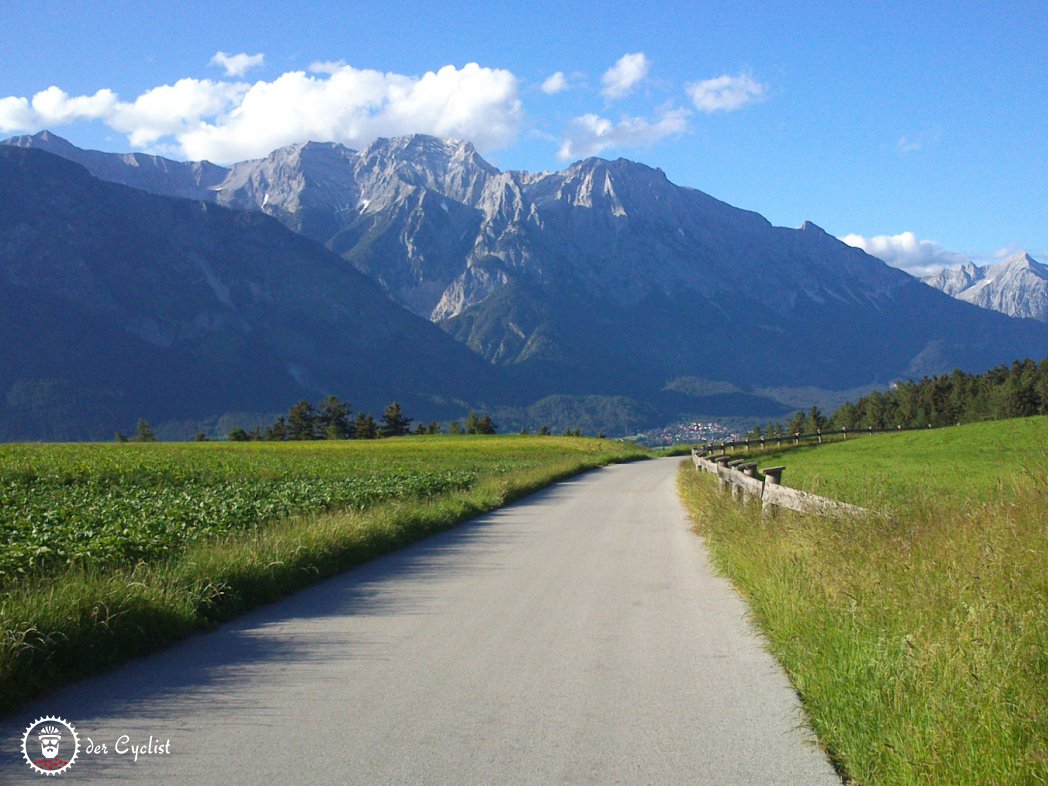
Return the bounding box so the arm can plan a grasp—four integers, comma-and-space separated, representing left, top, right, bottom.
0, 146, 506, 440
5, 131, 1048, 439
4, 131, 909, 323
922, 252, 1048, 322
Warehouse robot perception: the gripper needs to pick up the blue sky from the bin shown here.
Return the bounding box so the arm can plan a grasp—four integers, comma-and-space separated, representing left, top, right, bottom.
2, 0, 1046, 272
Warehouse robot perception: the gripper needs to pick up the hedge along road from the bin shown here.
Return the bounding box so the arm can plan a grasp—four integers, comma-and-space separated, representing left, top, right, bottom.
1, 458, 838, 784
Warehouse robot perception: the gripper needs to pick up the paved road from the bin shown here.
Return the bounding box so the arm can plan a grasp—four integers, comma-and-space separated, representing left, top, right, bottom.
2, 458, 839, 784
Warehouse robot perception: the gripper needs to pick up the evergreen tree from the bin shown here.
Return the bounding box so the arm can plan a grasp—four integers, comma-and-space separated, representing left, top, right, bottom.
863, 391, 888, 429
830, 402, 858, 431
465, 411, 480, 434
134, 419, 156, 442
317, 395, 351, 439
265, 416, 288, 441
354, 412, 378, 439
426, 421, 441, 435
475, 414, 496, 434
786, 411, 806, 435
194, 432, 208, 442
538, 425, 550, 436
449, 420, 463, 435
287, 400, 318, 440
380, 401, 412, 437
228, 426, 249, 442
803, 406, 827, 433
114, 432, 128, 443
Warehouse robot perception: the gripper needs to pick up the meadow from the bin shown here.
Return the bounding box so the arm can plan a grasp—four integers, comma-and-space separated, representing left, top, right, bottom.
679, 417, 1048, 784
1, 435, 648, 713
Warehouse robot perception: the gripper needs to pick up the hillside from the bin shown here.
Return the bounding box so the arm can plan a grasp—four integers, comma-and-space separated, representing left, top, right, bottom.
0, 147, 506, 440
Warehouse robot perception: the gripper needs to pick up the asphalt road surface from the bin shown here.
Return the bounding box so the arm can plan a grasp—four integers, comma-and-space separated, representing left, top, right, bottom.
2, 458, 840, 784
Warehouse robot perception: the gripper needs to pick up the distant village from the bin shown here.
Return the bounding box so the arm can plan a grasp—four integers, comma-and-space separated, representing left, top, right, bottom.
634, 420, 738, 447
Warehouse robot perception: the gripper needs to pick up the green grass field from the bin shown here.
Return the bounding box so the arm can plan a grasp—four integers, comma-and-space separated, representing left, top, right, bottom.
0, 435, 648, 713
750, 416, 1048, 512
679, 417, 1048, 784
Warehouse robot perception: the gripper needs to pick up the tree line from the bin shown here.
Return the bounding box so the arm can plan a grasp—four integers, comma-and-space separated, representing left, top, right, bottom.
118, 398, 605, 443
227, 397, 497, 441
749, 357, 1048, 439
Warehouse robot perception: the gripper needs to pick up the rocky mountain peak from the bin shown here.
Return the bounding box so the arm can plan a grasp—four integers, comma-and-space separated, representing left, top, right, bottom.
923, 251, 1048, 321
4, 129, 78, 153
996, 251, 1041, 273
353, 134, 497, 205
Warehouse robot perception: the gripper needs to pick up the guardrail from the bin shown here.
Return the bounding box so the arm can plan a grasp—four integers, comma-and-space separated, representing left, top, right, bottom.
690, 449, 870, 519
696, 423, 935, 456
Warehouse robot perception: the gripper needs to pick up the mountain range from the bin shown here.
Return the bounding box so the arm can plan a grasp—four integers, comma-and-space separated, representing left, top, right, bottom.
4, 131, 1048, 439
0, 146, 505, 440
922, 252, 1048, 322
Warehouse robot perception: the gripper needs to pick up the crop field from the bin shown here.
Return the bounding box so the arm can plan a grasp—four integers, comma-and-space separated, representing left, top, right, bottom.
1, 435, 647, 712
1, 437, 630, 583
679, 417, 1048, 784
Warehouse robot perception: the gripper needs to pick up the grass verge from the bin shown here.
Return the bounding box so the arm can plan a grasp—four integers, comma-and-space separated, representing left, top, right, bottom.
1, 437, 646, 715
678, 436, 1048, 784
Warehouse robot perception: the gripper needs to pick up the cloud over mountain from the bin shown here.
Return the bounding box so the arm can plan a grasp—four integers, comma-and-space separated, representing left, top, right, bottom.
558, 106, 688, 160
841, 231, 969, 276
0, 62, 522, 163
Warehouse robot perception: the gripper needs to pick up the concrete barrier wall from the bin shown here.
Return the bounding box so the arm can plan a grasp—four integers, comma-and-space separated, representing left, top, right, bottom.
691, 451, 870, 519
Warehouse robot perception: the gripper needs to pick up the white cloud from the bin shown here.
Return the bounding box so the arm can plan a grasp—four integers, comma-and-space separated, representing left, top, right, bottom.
841, 231, 970, 276
558, 106, 689, 160
896, 135, 921, 153
109, 79, 247, 147
686, 73, 767, 113
540, 71, 569, 95
0, 96, 33, 131
309, 60, 347, 75
601, 53, 649, 100
0, 61, 522, 163
210, 51, 265, 78
0, 85, 117, 134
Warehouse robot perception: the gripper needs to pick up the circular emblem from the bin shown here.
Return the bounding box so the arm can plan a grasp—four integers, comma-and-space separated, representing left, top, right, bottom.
21, 716, 79, 776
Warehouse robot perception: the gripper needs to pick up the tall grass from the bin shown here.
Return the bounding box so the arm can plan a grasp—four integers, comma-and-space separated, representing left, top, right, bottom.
678, 422, 1048, 784
1, 437, 647, 714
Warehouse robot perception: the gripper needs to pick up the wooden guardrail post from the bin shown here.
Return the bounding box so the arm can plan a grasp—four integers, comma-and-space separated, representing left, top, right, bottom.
762, 466, 785, 485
